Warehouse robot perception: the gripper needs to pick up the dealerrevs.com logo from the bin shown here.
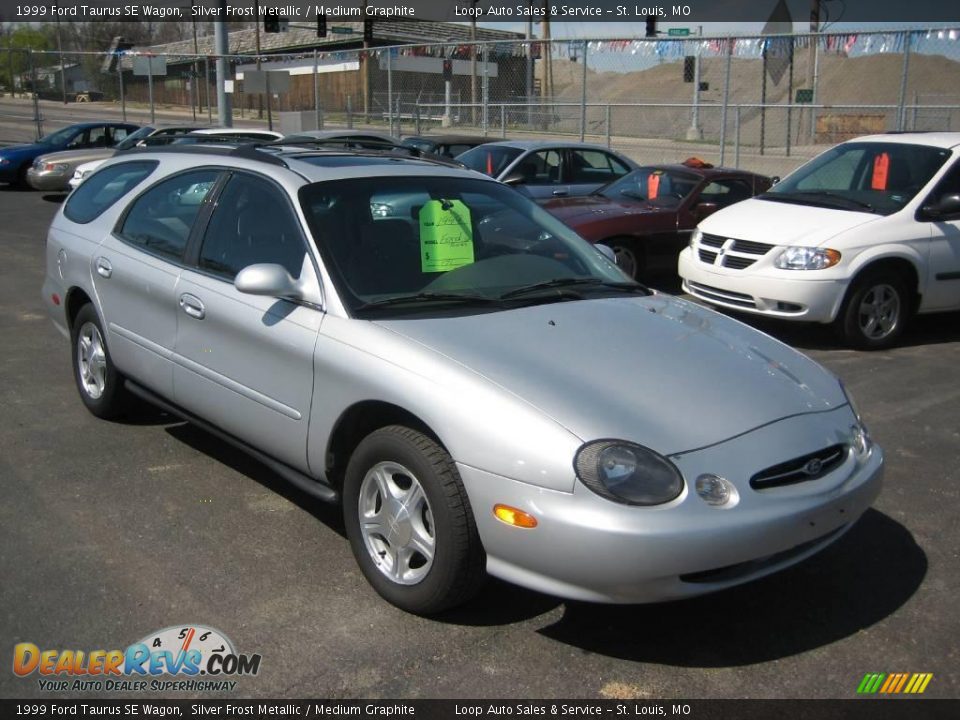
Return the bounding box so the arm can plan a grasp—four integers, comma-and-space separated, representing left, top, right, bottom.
13, 625, 262, 692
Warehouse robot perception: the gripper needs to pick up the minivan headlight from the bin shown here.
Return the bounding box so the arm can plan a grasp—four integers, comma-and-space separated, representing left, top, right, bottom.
775, 246, 841, 270
575, 440, 684, 505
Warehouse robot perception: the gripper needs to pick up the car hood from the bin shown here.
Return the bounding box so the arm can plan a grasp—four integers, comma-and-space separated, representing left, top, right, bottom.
375, 294, 846, 455
701, 196, 881, 246
541, 194, 668, 222
34, 147, 116, 165
0, 143, 44, 158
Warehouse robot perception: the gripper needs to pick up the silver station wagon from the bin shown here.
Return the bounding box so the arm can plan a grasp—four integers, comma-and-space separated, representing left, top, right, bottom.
42, 143, 883, 614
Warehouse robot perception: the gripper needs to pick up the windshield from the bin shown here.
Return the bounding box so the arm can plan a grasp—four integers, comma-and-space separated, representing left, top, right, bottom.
39, 127, 78, 145
762, 142, 951, 216
299, 176, 639, 317
114, 126, 155, 150
599, 167, 701, 207
458, 145, 523, 176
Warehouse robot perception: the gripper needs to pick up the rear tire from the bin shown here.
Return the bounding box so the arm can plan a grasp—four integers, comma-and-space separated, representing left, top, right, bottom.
343, 425, 485, 615
70, 304, 130, 418
836, 271, 909, 350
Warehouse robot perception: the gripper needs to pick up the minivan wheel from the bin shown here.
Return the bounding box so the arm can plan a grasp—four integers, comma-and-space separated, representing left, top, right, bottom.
837, 272, 908, 350
71, 304, 129, 418
343, 425, 485, 615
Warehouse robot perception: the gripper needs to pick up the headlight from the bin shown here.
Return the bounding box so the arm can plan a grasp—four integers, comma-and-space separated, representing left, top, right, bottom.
840, 380, 872, 457
0, 157, 10, 166
43, 163, 69, 173
689, 227, 702, 249
774, 246, 841, 270
575, 440, 684, 505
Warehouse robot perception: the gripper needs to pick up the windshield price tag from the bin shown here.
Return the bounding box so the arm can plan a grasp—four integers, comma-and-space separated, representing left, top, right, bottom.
419, 199, 475, 272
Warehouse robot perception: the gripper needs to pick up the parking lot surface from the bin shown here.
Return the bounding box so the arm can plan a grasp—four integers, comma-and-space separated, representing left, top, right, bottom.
1, 186, 957, 700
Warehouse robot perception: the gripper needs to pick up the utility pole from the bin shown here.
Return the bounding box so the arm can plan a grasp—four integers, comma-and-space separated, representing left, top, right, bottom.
54, 3, 67, 104
214, 2, 231, 127
471, 0, 478, 125
254, 0, 272, 130
191, 0, 200, 121
686, 26, 703, 140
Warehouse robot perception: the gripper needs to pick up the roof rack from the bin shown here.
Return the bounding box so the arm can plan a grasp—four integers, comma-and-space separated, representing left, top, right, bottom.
265, 138, 465, 168
117, 143, 289, 168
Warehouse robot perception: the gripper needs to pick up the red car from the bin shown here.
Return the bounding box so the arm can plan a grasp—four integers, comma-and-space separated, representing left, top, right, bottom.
540, 159, 772, 280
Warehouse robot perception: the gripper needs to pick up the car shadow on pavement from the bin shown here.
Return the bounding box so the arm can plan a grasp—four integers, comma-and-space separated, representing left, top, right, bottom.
163, 421, 347, 538
536, 509, 925, 666
437, 578, 563, 626
41, 193, 66, 204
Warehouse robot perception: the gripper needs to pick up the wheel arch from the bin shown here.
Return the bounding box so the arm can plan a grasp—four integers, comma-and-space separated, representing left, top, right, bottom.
64, 287, 95, 332
845, 253, 922, 315
324, 400, 447, 490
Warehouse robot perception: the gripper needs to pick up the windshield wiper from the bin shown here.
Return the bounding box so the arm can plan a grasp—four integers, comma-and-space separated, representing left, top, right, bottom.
500, 277, 651, 300
759, 191, 875, 213
356, 291, 503, 311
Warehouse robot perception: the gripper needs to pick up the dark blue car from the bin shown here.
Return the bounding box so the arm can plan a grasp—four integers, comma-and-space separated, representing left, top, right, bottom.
0, 122, 139, 186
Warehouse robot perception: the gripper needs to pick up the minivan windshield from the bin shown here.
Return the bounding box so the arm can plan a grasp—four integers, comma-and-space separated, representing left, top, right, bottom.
299, 176, 643, 317
760, 142, 951, 216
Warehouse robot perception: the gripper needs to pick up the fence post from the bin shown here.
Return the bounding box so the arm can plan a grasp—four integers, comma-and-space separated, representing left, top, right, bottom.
387, 48, 393, 136
501, 104, 506, 138
809, 34, 820, 142
314, 49, 322, 130
204, 57, 212, 124
482, 53, 489, 135
579, 40, 587, 142
395, 94, 401, 136
347, 94, 353, 128
147, 55, 155, 125
896, 30, 912, 131
414, 103, 420, 135
605, 104, 611, 148
118, 64, 126, 122
719, 37, 732, 166
29, 50, 42, 140
734, 105, 741, 168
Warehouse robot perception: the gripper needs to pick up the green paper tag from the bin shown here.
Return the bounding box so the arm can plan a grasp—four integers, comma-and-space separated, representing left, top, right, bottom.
419, 199, 474, 273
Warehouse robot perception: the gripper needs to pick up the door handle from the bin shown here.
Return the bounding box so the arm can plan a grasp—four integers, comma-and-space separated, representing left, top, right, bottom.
179, 293, 205, 320
95, 257, 112, 278
552, 189, 568, 196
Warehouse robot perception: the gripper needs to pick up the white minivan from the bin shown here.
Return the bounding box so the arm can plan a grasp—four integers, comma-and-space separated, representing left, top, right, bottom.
679, 132, 960, 348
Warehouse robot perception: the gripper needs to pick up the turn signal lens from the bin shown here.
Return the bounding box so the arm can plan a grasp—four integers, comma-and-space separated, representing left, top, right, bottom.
493, 504, 538, 529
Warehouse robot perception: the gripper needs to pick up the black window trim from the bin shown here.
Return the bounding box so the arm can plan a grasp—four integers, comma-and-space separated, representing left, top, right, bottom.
112, 166, 229, 267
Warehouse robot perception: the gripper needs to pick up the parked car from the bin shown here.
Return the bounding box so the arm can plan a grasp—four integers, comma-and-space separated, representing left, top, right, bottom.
540, 159, 772, 280
680, 132, 960, 349
458, 140, 638, 200
67, 127, 275, 189
281, 129, 399, 148
1, 121, 138, 187
43, 143, 882, 614
401, 134, 495, 159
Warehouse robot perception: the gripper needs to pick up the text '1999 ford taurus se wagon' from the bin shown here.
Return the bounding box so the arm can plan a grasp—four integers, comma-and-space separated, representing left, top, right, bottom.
42, 143, 883, 614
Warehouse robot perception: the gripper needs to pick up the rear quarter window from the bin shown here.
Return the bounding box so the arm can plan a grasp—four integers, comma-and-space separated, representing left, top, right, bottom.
63, 161, 159, 225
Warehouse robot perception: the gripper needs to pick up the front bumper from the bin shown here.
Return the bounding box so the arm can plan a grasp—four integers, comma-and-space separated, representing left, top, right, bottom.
678, 248, 847, 324
461, 407, 882, 603
27, 167, 71, 191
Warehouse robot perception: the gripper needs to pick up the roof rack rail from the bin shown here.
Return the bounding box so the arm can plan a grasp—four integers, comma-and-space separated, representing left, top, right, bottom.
265, 138, 465, 168
117, 143, 289, 168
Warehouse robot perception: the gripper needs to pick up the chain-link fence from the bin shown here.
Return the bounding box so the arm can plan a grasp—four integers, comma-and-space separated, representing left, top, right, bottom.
3, 27, 960, 173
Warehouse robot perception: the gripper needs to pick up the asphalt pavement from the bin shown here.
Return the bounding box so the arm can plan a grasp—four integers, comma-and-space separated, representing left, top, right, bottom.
0, 186, 957, 700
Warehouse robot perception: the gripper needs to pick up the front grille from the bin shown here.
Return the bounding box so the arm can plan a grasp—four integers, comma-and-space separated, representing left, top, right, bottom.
699, 249, 718, 264
732, 239, 775, 255
723, 256, 756, 270
750, 444, 847, 490
700, 232, 725, 248
687, 281, 757, 309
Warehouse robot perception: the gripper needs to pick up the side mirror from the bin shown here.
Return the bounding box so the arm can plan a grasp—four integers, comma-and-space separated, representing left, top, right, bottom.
695, 201, 719, 221
595, 244, 616, 264
921, 193, 960, 220
235, 264, 303, 300
501, 170, 527, 186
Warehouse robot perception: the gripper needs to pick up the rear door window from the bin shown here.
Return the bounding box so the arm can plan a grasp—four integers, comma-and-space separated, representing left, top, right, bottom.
117, 169, 220, 262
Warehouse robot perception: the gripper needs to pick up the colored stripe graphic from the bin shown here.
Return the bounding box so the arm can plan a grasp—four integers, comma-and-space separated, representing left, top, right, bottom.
857, 673, 933, 694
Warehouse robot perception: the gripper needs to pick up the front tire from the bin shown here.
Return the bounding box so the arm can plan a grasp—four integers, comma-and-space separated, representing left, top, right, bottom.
71, 304, 129, 418
343, 425, 485, 615
836, 271, 909, 350
602, 237, 642, 280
